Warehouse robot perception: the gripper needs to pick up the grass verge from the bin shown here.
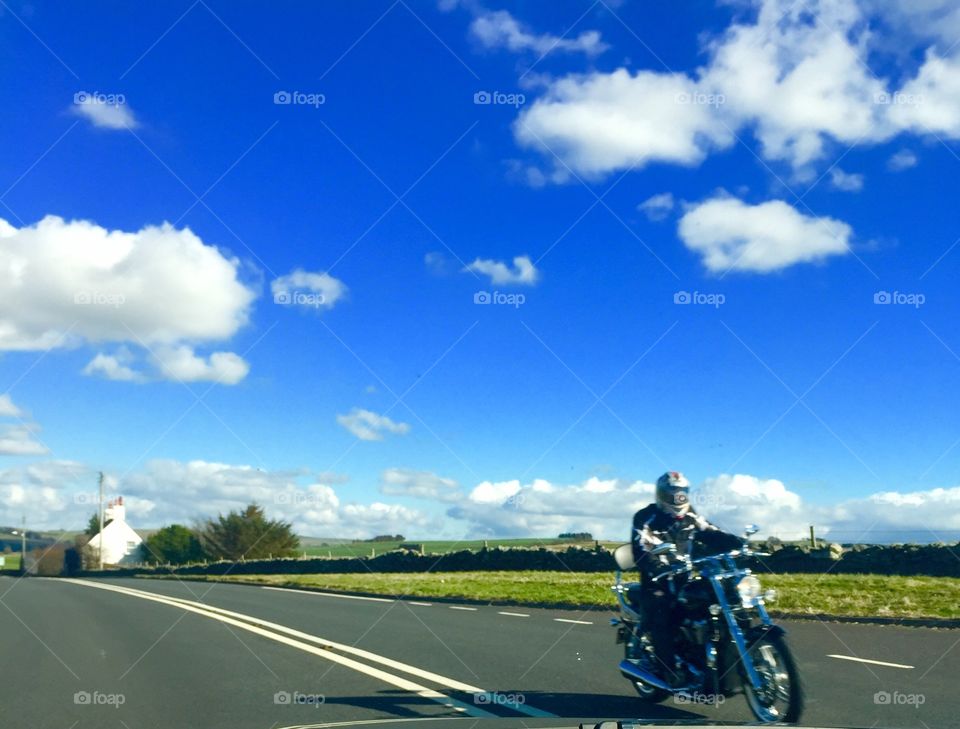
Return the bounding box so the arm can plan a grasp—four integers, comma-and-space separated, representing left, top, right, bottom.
138, 571, 960, 621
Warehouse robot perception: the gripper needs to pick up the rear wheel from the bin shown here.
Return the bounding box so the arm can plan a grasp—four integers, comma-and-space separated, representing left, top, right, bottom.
624, 630, 669, 703
743, 634, 803, 723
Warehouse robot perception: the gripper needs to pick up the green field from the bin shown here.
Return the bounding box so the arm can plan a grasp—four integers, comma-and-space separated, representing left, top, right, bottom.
299, 537, 606, 558
143, 571, 960, 620
0, 553, 20, 571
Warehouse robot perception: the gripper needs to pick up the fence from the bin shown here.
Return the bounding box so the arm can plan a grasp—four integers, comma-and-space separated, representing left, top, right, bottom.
77, 541, 960, 579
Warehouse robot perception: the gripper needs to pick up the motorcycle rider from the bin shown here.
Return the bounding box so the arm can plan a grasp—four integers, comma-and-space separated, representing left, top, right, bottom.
631, 471, 741, 687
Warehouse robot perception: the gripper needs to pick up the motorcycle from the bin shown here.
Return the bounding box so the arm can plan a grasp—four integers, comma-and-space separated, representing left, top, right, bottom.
610, 525, 804, 723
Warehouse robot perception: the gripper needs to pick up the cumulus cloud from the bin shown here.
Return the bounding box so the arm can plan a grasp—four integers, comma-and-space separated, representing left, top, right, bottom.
449, 476, 656, 539
0, 215, 255, 351
82, 350, 144, 382
470, 9, 607, 56
638, 192, 676, 221
117, 459, 430, 538
514, 0, 960, 178
0, 394, 23, 417
464, 254, 540, 285
380, 468, 462, 502
888, 148, 918, 170
71, 94, 138, 130
0, 425, 48, 456
677, 195, 853, 273
516, 68, 733, 176
829, 168, 865, 192
337, 408, 410, 441
151, 345, 249, 385
271, 269, 347, 311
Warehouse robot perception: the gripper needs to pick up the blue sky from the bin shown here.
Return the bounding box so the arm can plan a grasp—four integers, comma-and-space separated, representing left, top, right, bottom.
1, 0, 960, 541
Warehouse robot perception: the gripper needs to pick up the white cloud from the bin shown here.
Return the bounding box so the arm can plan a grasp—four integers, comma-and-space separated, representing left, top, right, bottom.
336, 408, 410, 441
638, 192, 675, 221
888, 148, 918, 170
514, 0, 960, 178
450, 476, 655, 538
470, 9, 607, 56
271, 269, 346, 311
0, 425, 49, 456
71, 94, 138, 130
380, 468, 462, 502
464, 254, 540, 285
0, 394, 23, 417
0, 215, 256, 351
516, 68, 733, 176
83, 350, 144, 382
829, 168, 865, 192
151, 345, 249, 385
677, 195, 853, 273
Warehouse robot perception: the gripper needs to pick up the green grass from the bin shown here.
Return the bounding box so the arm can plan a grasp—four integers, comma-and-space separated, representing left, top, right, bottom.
299, 538, 606, 558
0, 553, 19, 571
141, 571, 960, 620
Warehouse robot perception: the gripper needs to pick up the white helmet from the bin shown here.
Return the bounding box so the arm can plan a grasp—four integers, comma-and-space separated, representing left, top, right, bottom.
656, 471, 691, 516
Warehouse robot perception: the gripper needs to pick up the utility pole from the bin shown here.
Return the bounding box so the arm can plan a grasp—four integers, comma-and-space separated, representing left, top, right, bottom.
98, 471, 104, 570
20, 515, 26, 573
809, 525, 816, 549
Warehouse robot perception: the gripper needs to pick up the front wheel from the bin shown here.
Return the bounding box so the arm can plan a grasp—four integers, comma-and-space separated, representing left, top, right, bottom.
743, 634, 803, 723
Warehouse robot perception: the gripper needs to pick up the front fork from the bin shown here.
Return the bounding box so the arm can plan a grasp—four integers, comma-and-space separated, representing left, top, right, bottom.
708, 575, 765, 692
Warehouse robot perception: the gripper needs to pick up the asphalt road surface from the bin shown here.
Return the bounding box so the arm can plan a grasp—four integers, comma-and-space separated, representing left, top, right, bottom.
0, 575, 955, 728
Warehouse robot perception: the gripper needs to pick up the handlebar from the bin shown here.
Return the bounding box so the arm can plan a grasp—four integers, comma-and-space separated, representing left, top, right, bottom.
647, 545, 769, 582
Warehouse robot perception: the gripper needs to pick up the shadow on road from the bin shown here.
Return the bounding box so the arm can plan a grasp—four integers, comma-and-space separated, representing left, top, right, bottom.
319, 689, 707, 722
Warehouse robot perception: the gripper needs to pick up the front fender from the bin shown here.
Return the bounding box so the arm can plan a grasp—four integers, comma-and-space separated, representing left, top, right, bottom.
745, 623, 786, 644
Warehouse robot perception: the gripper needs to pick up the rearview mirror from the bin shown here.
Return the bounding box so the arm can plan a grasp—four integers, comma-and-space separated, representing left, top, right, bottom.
650, 542, 676, 556
744, 524, 759, 537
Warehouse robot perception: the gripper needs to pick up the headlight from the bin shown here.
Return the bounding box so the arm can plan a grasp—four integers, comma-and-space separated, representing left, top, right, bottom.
736, 575, 762, 606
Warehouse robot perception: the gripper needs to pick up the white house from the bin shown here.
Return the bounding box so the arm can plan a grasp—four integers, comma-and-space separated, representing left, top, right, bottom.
87, 497, 143, 565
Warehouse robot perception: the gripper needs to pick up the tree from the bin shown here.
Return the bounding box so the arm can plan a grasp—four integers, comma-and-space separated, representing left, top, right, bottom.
141, 524, 204, 565
85, 512, 110, 537
198, 504, 299, 561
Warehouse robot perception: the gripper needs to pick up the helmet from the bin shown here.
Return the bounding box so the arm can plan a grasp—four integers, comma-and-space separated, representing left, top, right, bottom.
656, 471, 691, 516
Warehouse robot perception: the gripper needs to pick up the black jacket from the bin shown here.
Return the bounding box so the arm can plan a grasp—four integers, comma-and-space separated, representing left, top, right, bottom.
631, 503, 741, 577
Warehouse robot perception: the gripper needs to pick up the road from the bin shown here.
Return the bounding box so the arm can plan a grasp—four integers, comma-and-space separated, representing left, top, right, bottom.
0, 575, 955, 728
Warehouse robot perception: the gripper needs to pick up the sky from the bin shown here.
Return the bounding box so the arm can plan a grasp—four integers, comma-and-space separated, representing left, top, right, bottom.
1, 0, 960, 543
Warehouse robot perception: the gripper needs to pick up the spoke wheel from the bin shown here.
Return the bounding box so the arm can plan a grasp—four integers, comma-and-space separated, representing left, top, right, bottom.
743, 634, 804, 723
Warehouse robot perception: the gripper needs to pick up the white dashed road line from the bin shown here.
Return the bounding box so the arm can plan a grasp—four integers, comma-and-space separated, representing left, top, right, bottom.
827, 654, 914, 669
553, 618, 592, 625
409, 601, 433, 607
449, 606, 478, 611
261, 586, 393, 603
498, 611, 529, 617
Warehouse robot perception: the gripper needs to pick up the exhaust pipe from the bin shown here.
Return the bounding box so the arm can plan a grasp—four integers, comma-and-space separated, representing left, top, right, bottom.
619, 659, 672, 691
